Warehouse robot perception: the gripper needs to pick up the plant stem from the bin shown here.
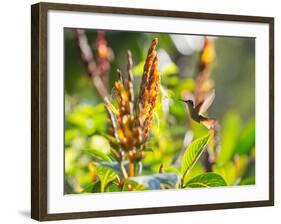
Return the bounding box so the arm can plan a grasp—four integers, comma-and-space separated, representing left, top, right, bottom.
128, 160, 135, 177
119, 160, 128, 179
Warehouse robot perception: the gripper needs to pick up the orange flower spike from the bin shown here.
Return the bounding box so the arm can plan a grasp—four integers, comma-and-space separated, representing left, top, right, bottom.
148, 56, 160, 99
115, 70, 130, 116
138, 38, 159, 123
137, 39, 160, 141
105, 38, 160, 167
139, 38, 158, 100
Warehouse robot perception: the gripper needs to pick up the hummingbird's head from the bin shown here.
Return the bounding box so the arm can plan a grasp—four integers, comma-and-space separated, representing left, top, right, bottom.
179, 99, 194, 107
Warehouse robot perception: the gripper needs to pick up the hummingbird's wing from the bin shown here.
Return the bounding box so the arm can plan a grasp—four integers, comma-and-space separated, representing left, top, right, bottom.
196, 89, 215, 115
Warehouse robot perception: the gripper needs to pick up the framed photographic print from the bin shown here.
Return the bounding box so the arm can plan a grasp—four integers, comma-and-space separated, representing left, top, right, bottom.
31, 2, 274, 221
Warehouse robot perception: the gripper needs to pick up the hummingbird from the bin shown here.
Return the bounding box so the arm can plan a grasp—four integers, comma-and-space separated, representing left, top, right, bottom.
180, 90, 217, 130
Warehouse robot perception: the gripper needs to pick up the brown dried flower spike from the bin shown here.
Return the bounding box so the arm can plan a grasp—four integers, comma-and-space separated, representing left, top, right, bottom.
105, 38, 160, 177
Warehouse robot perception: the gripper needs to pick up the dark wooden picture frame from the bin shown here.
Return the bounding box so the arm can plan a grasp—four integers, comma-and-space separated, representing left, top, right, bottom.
31, 2, 274, 221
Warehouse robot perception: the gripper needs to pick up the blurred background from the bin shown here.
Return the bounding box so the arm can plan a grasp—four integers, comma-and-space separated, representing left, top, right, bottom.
64, 29, 255, 194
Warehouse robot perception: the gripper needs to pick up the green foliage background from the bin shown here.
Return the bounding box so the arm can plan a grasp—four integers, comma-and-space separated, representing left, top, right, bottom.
64, 29, 255, 194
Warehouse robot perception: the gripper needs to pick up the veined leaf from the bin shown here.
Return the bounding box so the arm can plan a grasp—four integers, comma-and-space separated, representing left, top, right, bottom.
95, 166, 119, 192
182, 163, 205, 184
181, 135, 209, 180
185, 173, 227, 188
83, 149, 112, 162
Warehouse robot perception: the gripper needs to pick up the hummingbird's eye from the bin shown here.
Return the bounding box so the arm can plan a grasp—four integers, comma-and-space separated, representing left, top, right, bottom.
187, 100, 193, 105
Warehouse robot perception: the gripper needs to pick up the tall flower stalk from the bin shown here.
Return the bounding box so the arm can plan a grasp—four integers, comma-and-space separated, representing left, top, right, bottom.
105, 38, 160, 177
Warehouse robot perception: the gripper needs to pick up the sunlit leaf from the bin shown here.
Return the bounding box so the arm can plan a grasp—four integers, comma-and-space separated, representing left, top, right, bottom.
95, 166, 119, 192
181, 134, 209, 180
183, 163, 205, 184
185, 173, 227, 188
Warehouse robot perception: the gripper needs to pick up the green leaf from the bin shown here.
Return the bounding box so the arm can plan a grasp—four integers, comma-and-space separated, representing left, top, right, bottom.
182, 163, 205, 184
181, 135, 209, 180
84, 149, 112, 162
95, 166, 119, 192
185, 173, 227, 188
